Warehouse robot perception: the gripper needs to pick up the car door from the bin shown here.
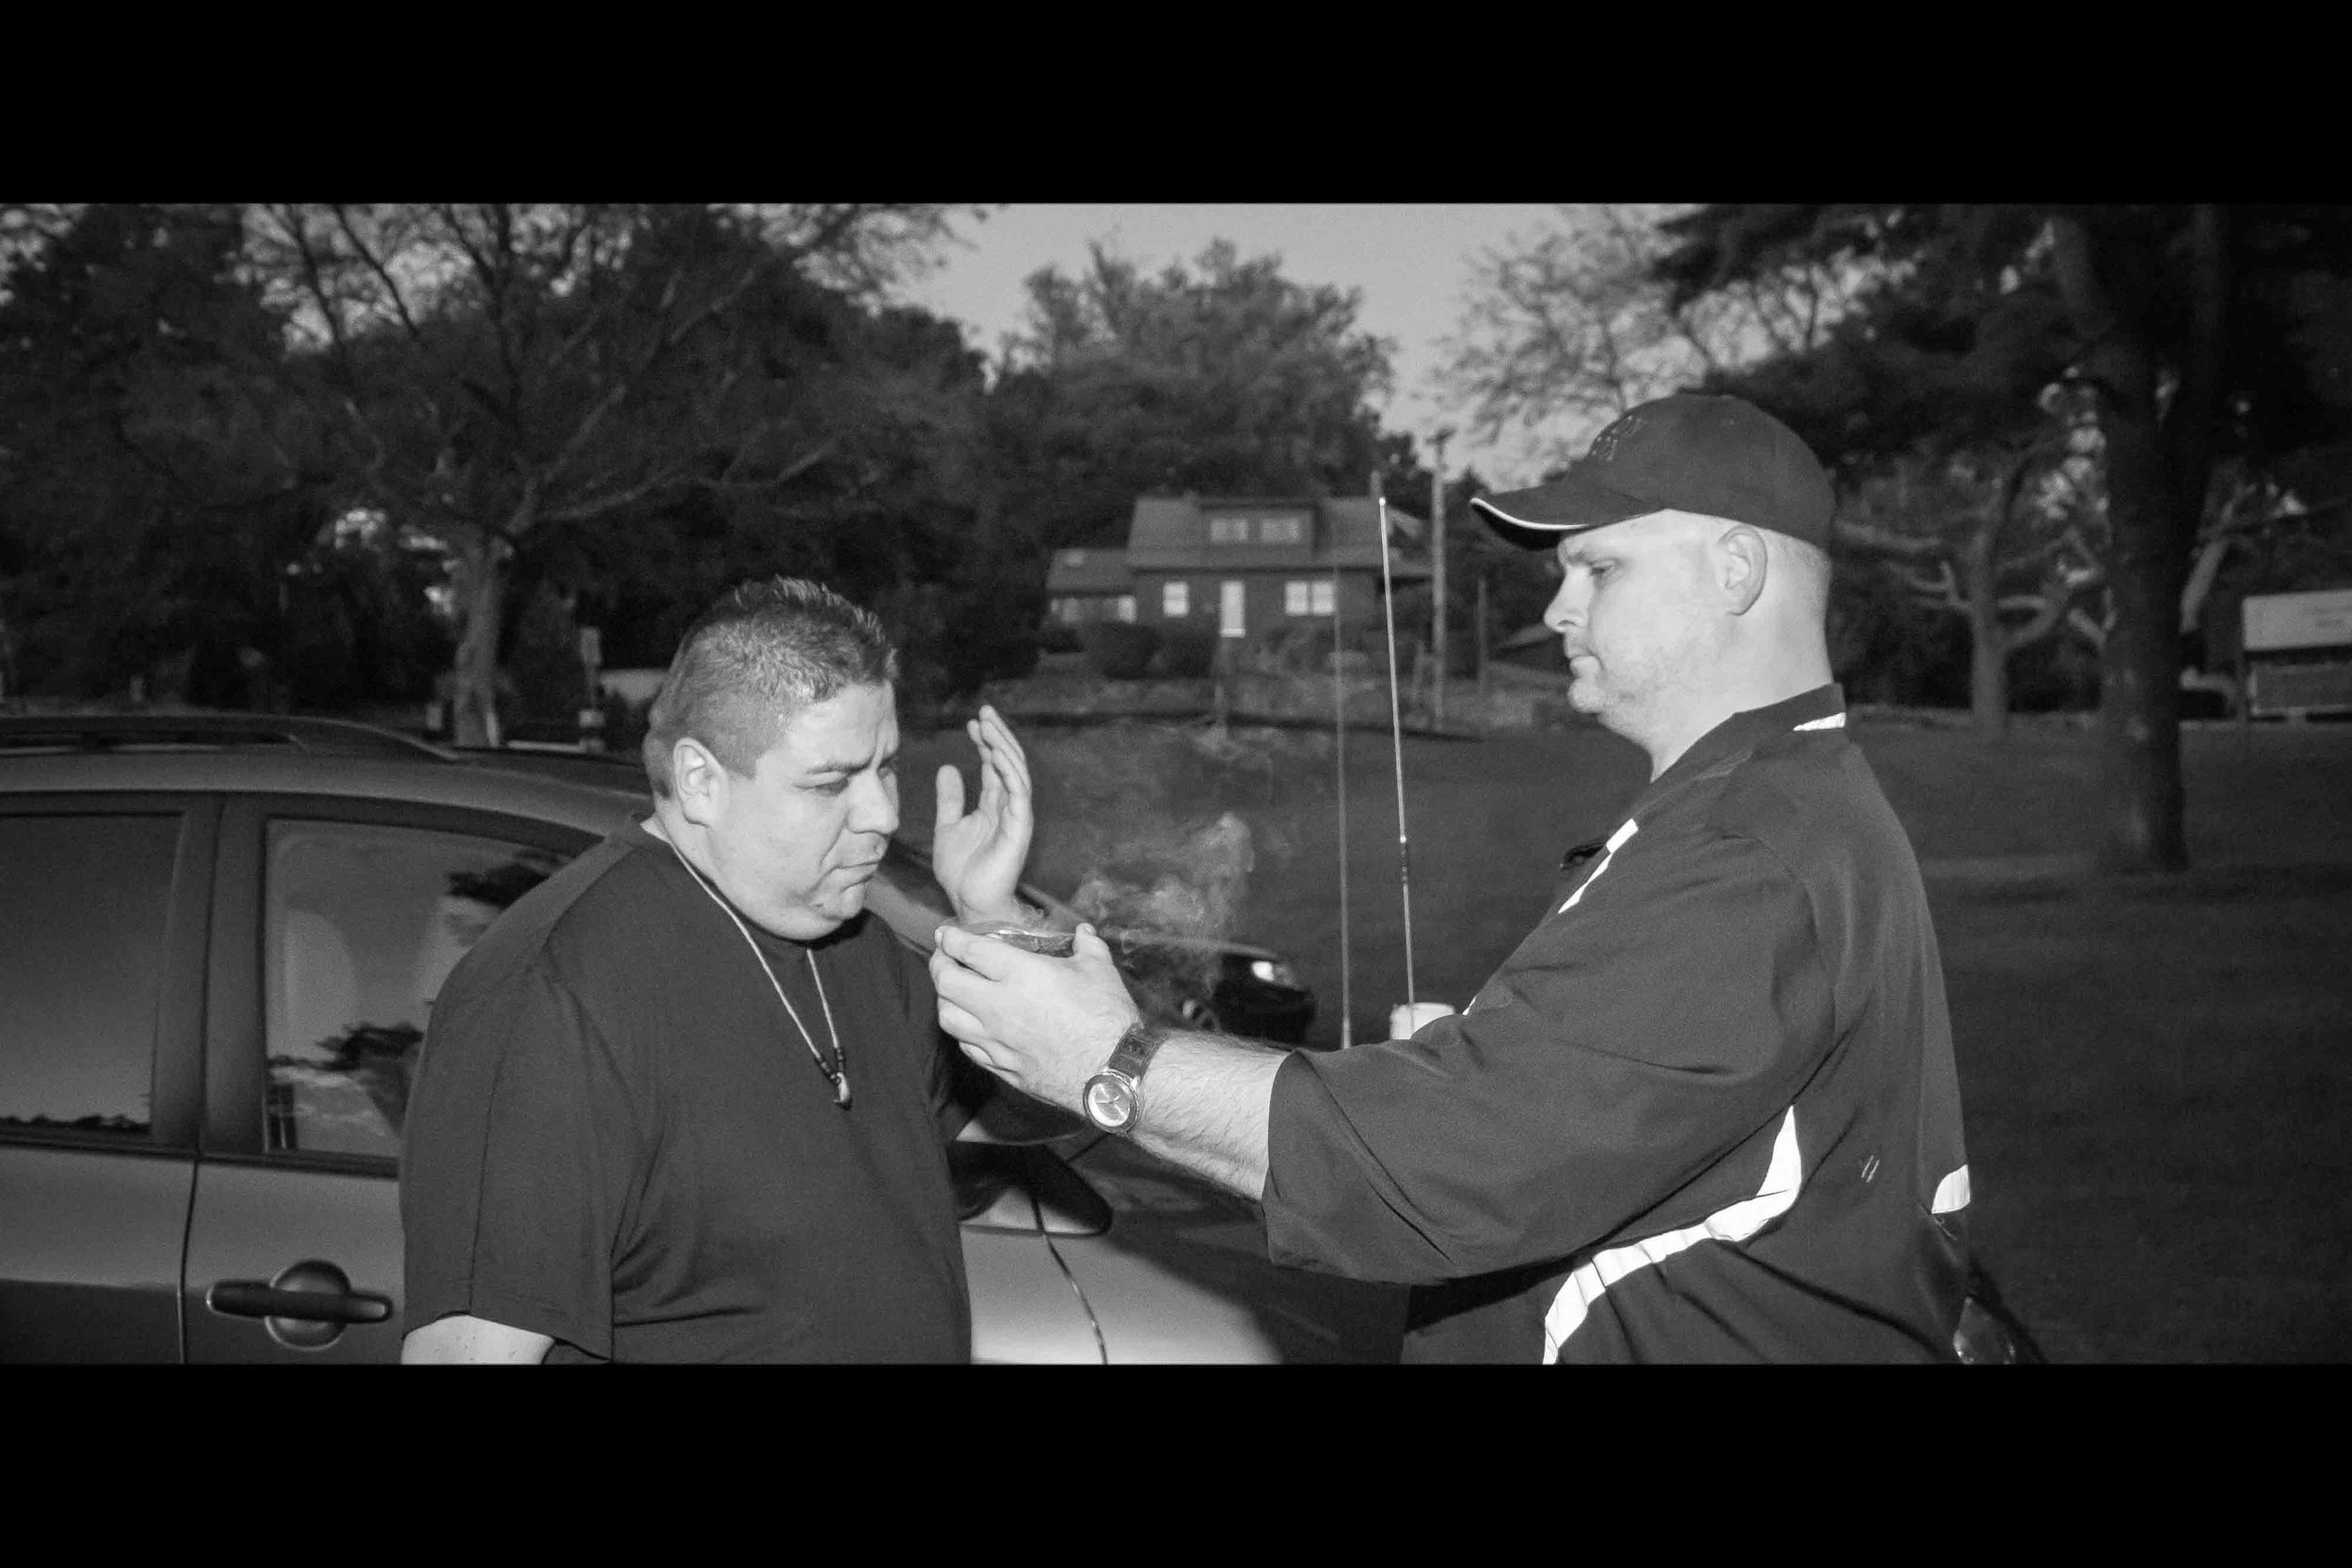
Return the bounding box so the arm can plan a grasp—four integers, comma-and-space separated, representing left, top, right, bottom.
177, 788, 1132, 1363
0, 795, 214, 1362
183, 795, 586, 1362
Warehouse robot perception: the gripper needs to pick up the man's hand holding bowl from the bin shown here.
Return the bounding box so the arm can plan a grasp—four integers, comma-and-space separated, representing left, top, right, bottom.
930, 923, 1139, 1111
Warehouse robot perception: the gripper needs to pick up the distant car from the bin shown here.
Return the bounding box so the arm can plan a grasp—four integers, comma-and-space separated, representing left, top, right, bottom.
0, 711, 1397, 1363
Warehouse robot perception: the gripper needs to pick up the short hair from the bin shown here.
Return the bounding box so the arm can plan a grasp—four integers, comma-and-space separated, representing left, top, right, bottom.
642, 578, 898, 799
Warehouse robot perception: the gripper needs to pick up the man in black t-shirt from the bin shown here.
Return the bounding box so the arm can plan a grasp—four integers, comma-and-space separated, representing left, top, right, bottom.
399, 578, 1060, 1363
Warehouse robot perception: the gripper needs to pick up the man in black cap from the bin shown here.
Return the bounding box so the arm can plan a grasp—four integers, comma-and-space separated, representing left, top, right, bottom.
930, 394, 1975, 1362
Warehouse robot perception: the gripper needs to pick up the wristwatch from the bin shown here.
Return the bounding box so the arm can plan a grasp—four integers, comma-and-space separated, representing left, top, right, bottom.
1082, 1021, 1166, 1133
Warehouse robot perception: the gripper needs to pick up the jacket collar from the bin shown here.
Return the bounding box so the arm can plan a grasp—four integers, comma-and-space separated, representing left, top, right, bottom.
1636, 683, 1847, 803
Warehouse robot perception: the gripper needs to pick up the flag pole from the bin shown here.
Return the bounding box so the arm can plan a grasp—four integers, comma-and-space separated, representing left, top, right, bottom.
1331, 548, 1353, 1048
1373, 472, 1418, 1014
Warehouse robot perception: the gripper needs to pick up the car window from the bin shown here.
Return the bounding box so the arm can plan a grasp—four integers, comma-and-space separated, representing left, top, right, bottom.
0, 814, 182, 1137
262, 819, 567, 1160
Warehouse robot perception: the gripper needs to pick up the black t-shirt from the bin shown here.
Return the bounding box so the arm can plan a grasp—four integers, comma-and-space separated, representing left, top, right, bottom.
400, 821, 974, 1362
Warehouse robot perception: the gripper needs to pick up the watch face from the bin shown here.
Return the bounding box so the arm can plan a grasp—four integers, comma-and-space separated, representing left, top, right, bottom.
1083, 1073, 1136, 1131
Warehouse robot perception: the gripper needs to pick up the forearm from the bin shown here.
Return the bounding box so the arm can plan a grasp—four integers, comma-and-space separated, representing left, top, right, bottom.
1121, 1031, 1285, 1200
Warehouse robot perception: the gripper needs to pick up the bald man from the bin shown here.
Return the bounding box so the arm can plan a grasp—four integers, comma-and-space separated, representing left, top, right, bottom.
932, 396, 1974, 1363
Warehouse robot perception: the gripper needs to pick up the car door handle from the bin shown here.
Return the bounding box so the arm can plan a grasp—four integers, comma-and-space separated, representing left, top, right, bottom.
207, 1276, 392, 1324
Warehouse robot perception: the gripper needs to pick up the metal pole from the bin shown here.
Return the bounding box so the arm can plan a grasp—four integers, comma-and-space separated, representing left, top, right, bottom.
1374, 473, 1417, 1013
1476, 564, 1490, 737
1430, 428, 1452, 731
1331, 553, 1353, 1048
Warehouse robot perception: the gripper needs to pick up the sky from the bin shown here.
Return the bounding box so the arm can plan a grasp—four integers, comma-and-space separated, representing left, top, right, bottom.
906, 203, 1566, 489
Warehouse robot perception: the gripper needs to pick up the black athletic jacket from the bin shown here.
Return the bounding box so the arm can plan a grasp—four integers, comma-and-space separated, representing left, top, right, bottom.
1262, 686, 1973, 1362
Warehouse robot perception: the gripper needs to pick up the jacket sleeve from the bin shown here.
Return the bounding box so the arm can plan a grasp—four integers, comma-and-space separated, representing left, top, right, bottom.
1262, 830, 1834, 1285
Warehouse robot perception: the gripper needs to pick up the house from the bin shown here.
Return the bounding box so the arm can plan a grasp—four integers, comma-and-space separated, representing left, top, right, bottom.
1044, 495, 1431, 643
1042, 546, 1137, 627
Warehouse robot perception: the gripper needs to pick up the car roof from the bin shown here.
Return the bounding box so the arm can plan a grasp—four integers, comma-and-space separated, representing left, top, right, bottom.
0, 711, 457, 761
0, 745, 645, 834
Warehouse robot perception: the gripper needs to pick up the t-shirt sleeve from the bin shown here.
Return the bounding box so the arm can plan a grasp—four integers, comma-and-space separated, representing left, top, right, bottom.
399, 961, 642, 1357
874, 924, 993, 1142
1262, 831, 1833, 1285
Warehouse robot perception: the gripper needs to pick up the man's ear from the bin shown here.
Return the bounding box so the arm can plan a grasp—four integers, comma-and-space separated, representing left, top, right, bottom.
1719, 525, 1769, 615
670, 737, 729, 828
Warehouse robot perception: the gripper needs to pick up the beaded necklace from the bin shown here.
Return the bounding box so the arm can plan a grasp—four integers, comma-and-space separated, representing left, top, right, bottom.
661, 834, 850, 1109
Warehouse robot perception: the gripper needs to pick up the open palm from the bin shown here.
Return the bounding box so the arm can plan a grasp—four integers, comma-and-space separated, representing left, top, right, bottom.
931, 705, 1035, 923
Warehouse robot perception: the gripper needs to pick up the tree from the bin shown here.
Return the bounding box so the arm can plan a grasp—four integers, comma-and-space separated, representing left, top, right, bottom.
1657, 204, 2352, 872
990, 240, 1397, 553
1832, 415, 2106, 731
1713, 253, 2106, 736
245, 203, 974, 744
1439, 203, 1859, 475
0, 203, 331, 704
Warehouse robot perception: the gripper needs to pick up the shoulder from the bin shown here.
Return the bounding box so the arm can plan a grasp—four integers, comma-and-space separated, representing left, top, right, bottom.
434, 830, 675, 1025
1706, 730, 1900, 863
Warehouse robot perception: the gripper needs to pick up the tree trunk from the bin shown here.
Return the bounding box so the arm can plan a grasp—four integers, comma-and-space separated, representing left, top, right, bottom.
2092, 383, 2188, 872
448, 531, 508, 749
2050, 211, 2198, 873
1963, 521, 2010, 736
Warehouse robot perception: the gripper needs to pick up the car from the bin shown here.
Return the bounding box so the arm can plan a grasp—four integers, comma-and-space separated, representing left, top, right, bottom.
0, 711, 1399, 1363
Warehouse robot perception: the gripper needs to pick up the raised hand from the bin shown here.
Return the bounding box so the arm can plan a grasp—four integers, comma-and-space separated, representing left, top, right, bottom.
930, 704, 1036, 925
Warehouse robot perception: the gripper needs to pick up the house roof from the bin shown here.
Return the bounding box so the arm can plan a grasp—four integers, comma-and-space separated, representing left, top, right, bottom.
1044, 546, 1134, 594
1123, 495, 1431, 578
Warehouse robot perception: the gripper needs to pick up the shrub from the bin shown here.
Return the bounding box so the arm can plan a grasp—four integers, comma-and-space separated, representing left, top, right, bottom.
1080, 621, 1161, 679
1152, 624, 1218, 678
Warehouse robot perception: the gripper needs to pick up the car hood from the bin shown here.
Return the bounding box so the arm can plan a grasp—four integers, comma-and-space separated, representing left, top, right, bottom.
1054, 1138, 1405, 1363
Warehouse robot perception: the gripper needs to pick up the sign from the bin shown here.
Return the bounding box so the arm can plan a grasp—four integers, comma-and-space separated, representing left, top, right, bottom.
2242, 589, 2352, 653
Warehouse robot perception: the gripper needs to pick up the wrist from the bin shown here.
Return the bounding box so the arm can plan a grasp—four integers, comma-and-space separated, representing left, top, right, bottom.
951, 896, 1043, 927
1080, 1018, 1165, 1135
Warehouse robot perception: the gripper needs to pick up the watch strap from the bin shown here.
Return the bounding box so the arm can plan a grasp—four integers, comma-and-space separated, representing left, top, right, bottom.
1104, 1020, 1165, 1082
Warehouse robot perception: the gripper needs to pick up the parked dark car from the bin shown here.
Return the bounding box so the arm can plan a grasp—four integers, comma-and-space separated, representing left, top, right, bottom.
0, 712, 1397, 1363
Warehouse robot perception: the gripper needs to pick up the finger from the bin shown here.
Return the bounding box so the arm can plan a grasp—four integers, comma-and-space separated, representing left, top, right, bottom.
934, 762, 967, 830
933, 920, 1019, 980
975, 732, 1007, 817
936, 998, 996, 1053
978, 706, 1033, 798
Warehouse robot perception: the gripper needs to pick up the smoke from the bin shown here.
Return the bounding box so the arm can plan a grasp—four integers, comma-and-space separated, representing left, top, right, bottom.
1069, 811, 1255, 941
1034, 720, 1319, 942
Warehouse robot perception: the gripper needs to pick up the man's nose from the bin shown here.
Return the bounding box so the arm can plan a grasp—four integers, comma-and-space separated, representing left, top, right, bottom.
1543, 577, 1582, 633
851, 771, 899, 838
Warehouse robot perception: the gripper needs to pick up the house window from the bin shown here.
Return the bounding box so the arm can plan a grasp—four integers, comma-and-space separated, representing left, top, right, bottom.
1284, 580, 1335, 616
1260, 515, 1306, 546
1220, 580, 1246, 638
1208, 516, 1250, 546
1163, 580, 1189, 618
1115, 595, 1136, 623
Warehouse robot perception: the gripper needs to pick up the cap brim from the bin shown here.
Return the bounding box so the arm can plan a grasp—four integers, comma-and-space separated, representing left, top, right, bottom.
1469, 476, 1656, 551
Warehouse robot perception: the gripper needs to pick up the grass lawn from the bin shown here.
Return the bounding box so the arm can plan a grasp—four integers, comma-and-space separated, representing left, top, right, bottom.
901, 713, 2352, 1362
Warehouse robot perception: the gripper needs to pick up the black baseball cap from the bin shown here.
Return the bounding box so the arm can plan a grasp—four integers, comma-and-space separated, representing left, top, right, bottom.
1469, 394, 1835, 551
